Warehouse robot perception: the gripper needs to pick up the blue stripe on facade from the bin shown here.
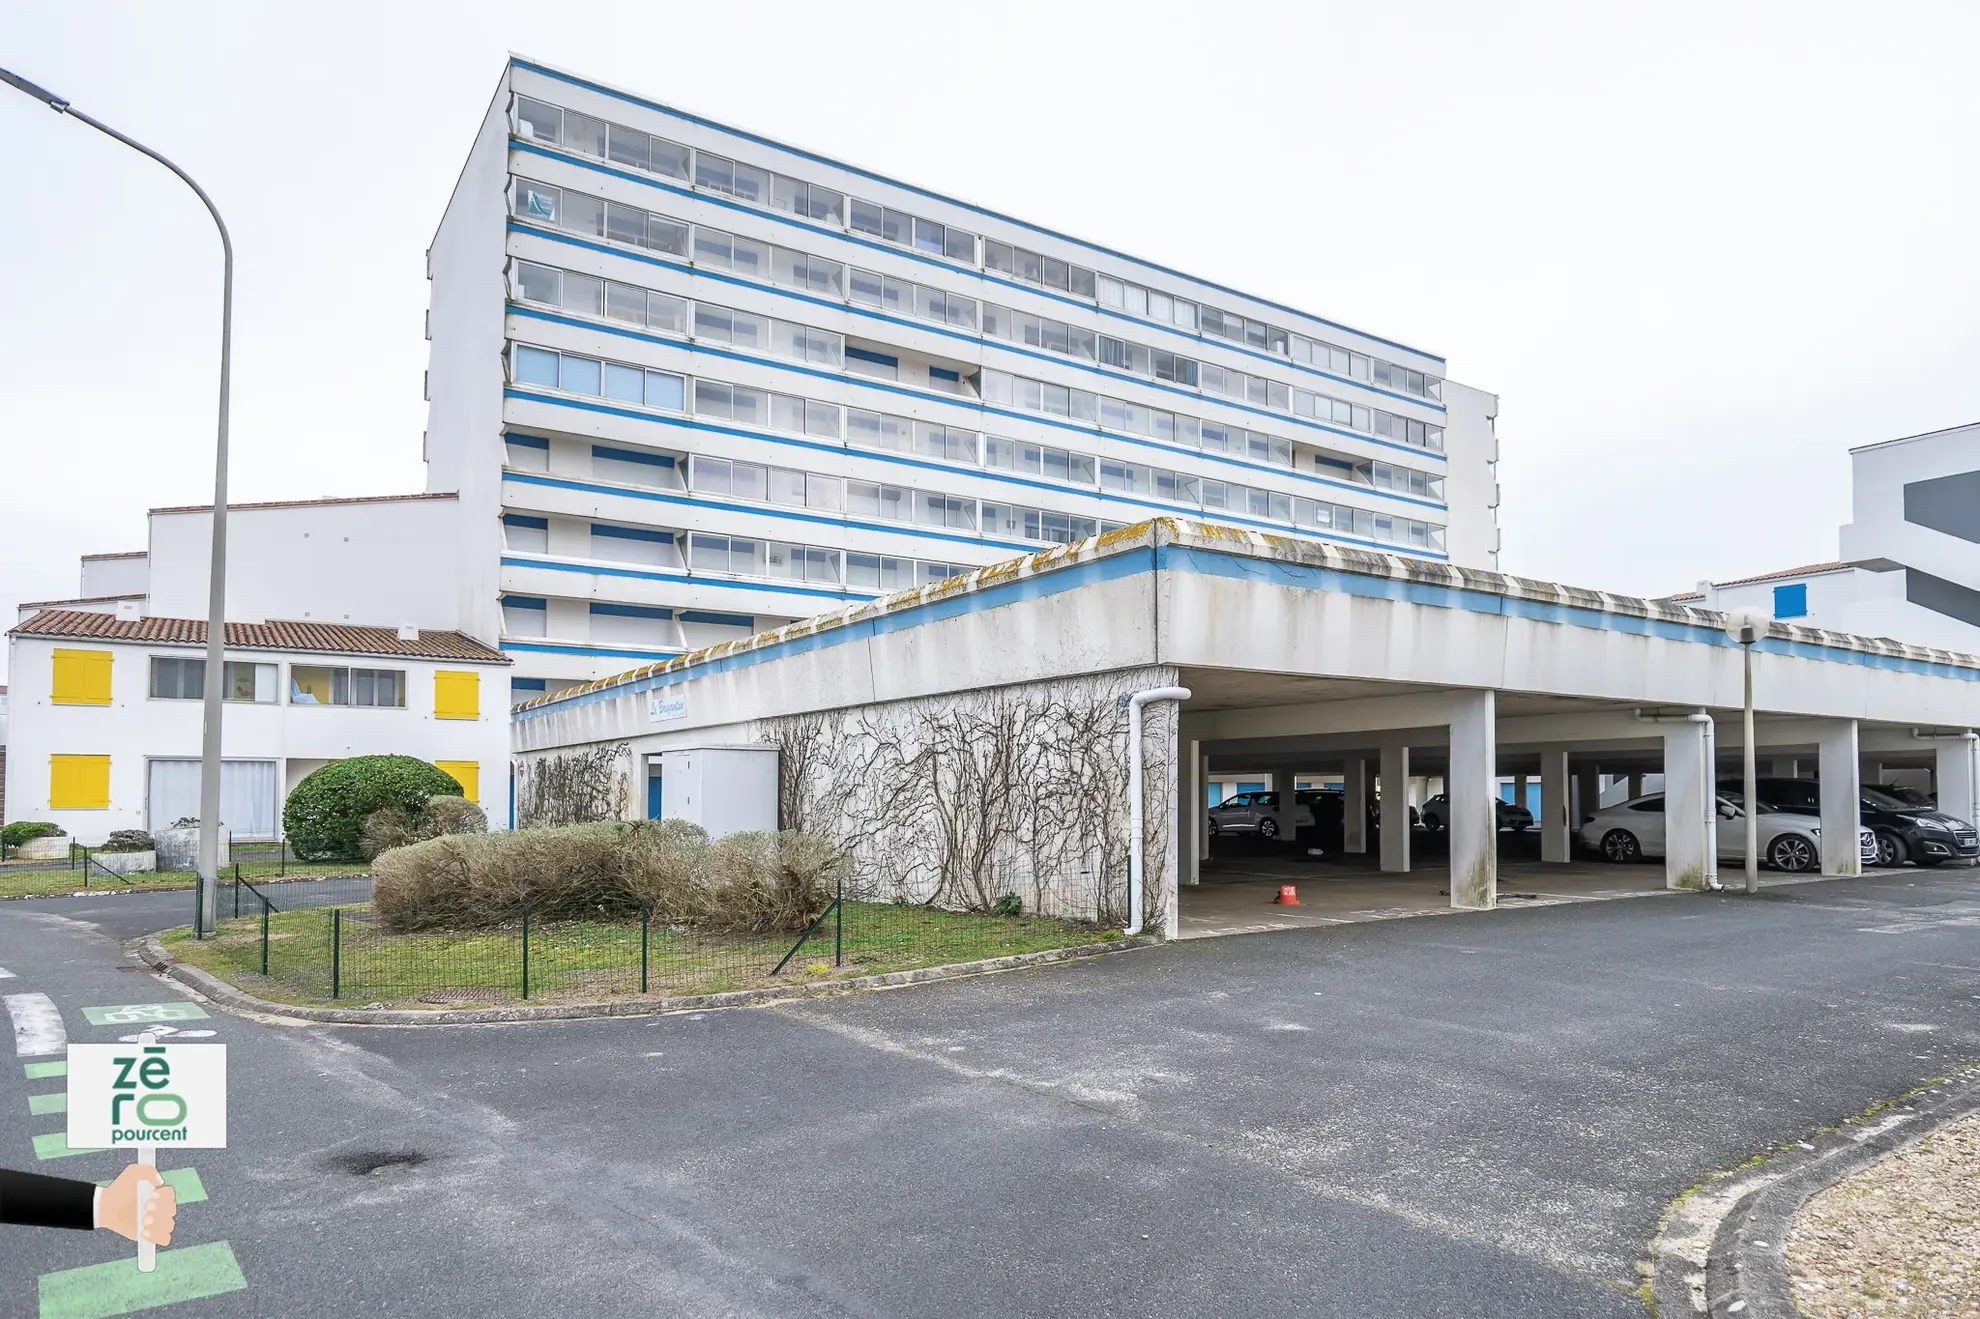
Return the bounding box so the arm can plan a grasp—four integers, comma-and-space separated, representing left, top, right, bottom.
680, 609, 754, 627
504, 217, 1448, 428
503, 298, 1450, 487
502, 553, 881, 601
507, 434, 550, 449
508, 61, 1446, 366
593, 443, 675, 466
590, 601, 674, 618
517, 537, 1980, 723
501, 595, 549, 609
590, 522, 675, 542
503, 640, 686, 660
498, 432, 1450, 560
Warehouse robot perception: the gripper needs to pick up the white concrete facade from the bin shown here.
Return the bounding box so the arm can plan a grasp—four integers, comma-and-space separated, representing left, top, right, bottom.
4, 629, 509, 844
427, 57, 1503, 701
511, 519, 1980, 939
1685, 422, 1980, 654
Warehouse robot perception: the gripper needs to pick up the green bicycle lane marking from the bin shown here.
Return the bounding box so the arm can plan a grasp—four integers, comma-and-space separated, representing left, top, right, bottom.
30, 1091, 66, 1115
37, 1241, 247, 1319
79, 1004, 210, 1026
26, 1060, 68, 1079
93, 1166, 207, 1206
33, 1131, 105, 1160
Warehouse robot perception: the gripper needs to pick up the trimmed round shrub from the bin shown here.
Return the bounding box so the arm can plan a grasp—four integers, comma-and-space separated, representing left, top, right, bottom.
284, 756, 463, 861
359, 795, 490, 862
2, 821, 65, 849
100, 830, 155, 854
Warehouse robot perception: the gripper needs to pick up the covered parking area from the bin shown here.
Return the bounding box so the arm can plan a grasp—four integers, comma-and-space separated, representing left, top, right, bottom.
511, 519, 1980, 944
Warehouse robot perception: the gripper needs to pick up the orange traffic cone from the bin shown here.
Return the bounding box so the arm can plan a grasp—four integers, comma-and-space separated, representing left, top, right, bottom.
1274, 884, 1300, 906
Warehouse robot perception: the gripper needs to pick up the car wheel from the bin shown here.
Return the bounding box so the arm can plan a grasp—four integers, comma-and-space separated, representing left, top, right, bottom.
1600, 830, 1641, 864
1258, 817, 1279, 840
1874, 831, 1906, 867
1424, 816, 1443, 832
1769, 833, 1819, 873
1207, 817, 1222, 837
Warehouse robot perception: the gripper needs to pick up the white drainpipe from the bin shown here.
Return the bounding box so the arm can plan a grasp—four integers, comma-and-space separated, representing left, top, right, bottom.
1126, 685, 1192, 936
1634, 708, 1722, 890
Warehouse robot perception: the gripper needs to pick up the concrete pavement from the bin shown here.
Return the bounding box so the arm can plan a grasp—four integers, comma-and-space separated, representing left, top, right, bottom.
2, 870, 1978, 1316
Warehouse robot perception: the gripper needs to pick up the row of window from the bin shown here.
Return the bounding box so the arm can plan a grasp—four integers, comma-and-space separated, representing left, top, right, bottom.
511, 200, 1444, 453
506, 343, 1449, 546
515, 260, 842, 369
150, 657, 421, 710
512, 94, 1446, 404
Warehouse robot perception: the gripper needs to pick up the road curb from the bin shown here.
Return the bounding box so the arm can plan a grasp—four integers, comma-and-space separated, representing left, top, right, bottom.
131, 932, 1161, 1026
1650, 1063, 1980, 1317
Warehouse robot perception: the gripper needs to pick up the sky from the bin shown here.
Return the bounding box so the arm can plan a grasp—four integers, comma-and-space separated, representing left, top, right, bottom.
1, 0, 1975, 682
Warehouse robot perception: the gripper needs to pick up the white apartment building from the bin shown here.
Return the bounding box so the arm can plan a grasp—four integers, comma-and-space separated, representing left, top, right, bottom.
3, 494, 511, 842
427, 57, 1504, 696
1677, 422, 1980, 653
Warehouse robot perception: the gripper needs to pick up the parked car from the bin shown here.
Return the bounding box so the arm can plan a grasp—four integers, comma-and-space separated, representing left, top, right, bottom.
1206, 790, 1315, 840
1418, 794, 1533, 832
1577, 792, 1876, 872
1874, 783, 1936, 810
1721, 776, 1980, 868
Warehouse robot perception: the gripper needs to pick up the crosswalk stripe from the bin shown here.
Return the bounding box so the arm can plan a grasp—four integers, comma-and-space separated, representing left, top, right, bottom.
24, 1060, 67, 1079
29, 1091, 67, 1116
33, 1131, 105, 1161
36, 1240, 247, 1318
6, 992, 66, 1056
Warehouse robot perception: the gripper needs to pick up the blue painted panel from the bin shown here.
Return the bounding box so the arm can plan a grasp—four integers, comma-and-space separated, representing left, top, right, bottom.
1207, 784, 1223, 806
647, 773, 664, 820
1773, 582, 1809, 619
1237, 781, 1267, 794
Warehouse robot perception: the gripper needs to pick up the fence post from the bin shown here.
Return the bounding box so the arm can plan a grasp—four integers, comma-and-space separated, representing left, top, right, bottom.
640, 905, 650, 994
521, 907, 530, 1000
280, 841, 287, 876
834, 877, 843, 967
261, 895, 270, 977
81, 848, 89, 889
331, 908, 342, 999
193, 874, 202, 940
233, 864, 241, 919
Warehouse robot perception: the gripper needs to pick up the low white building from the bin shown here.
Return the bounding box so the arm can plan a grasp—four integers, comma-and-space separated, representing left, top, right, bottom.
1678, 422, 1980, 653
4, 492, 514, 844
4, 610, 509, 844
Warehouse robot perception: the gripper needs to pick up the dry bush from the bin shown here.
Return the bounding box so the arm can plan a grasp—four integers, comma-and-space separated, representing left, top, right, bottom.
360, 808, 417, 862
361, 796, 491, 862
370, 821, 842, 935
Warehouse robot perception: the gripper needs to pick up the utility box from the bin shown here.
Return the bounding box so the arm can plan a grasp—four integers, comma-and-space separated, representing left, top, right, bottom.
655, 745, 779, 839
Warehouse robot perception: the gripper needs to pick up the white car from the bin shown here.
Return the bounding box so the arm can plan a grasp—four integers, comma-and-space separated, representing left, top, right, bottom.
1578, 793, 1877, 872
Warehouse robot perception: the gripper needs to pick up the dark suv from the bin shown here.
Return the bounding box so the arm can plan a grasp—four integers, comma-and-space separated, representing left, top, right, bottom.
1724, 776, 1980, 867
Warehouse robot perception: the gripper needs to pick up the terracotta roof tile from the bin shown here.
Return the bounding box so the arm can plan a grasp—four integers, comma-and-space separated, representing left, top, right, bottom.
1666, 562, 1851, 600
147, 492, 457, 515
8, 609, 508, 664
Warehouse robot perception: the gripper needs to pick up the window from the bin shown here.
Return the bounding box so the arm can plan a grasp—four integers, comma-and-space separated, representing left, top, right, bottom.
846, 552, 912, 591
505, 435, 550, 472
149, 657, 276, 702
50, 647, 112, 706
772, 174, 845, 225
511, 344, 683, 412
1773, 582, 1809, 619
590, 522, 675, 566
289, 666, 405, 708
1628, 797, 1665, 814
434, 671, 480, 721
435, 760, 480, 803
502, 596, 548, 638
49, 754, 110, 810
503, 513, 548, 553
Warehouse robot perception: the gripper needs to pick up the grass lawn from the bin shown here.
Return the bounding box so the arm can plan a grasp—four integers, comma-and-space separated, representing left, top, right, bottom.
0, 861, 368, 900
161, 901, 1125, 1010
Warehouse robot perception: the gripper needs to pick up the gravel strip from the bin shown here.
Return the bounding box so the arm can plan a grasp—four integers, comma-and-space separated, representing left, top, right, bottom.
1784, 1106, 1980, 1317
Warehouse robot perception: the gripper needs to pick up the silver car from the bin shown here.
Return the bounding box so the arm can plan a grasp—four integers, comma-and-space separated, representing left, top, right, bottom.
1578, 793, 1876, 872
1206, 791, 1315, 840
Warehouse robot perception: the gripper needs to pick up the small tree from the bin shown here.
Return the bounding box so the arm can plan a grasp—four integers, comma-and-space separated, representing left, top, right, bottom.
284, 756, 463, 861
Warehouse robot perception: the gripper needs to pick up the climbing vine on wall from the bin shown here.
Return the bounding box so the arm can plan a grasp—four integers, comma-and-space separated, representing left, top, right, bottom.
516, 742, 633, 827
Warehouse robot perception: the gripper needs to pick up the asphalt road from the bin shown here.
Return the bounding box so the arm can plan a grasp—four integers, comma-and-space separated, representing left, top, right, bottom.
4, 871, 1979, 1317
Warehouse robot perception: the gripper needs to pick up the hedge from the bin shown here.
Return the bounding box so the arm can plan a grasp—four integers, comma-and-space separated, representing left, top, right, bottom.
284, 756, 463, 861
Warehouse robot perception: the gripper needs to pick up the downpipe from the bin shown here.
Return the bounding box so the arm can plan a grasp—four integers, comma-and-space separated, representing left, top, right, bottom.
1125, 686, 1192, 936
1634, 709, 1724, 890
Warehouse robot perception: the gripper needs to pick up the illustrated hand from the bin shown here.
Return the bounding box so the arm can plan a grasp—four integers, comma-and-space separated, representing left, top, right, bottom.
98, 1165, 176, 1246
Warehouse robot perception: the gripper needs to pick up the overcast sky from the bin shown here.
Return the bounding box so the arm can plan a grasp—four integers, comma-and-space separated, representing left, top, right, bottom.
2, 0, 1975, 680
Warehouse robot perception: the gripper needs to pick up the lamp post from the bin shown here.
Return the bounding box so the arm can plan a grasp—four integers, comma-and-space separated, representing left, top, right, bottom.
1723, 606, 1770, 892
2, 67, 232, 932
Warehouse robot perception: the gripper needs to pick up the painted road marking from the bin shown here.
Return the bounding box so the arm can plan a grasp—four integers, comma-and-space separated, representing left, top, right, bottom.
37, 1240, 247, 1319
7, 992, 67, 1056
80, 1003, 209, 1026
33, 1131, 106, 1160
25, 1060, 68, 1079
115, 1028, 216, 1043
95, 1166, 207, 1207
0, 966, 14, 977
30, 1091, 67, 1115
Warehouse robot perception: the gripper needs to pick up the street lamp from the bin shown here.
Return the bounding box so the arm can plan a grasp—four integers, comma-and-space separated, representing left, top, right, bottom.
2, 67, 232, 933
1723, 606, 1770, 892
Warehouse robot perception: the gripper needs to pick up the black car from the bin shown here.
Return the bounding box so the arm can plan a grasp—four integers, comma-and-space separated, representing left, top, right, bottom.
1876, 783, 1937, 810
1724, 776, 1979, 867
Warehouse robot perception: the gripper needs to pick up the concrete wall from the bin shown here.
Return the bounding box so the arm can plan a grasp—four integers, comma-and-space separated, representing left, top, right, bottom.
80, 554, 148, 598
4, 635, 511, 842
146, 497, 468, 634
1440, 380, 1501, 571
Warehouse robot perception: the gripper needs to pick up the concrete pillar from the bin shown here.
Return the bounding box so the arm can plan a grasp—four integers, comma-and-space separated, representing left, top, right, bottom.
1662, 719, 1713, 891
1447, 691, 1497, 908
1198, 753, 1212, 864
1818, 722, 1862, 877
1342, 757, 1369, 854
1935, 736, 1979, 831
1627, 772, 1645, 800
1540, 748, 1571, 863
1272, 778, 1298, 844
1183, 738, 1202, 885
1378, 742, 1411, 874
1512, 772, 1529, 817
1573, 766, 1601, 827
1769, 758, 1798, 779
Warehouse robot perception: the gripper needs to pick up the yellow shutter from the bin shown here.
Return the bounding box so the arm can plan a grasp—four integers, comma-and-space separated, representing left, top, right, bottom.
51, 649, 113, 706
49, 755, 111, 810
435, 761, 480, 803
433, 670, 479, 720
